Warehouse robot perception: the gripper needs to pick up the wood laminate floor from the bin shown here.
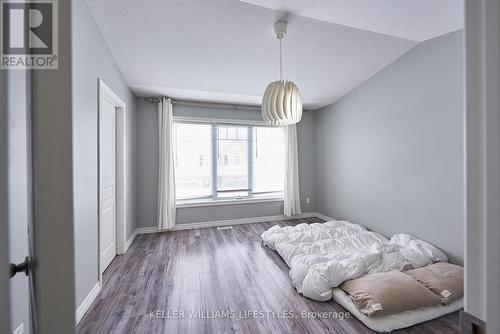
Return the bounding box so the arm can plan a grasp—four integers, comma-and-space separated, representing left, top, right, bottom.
77, 218, 460, 334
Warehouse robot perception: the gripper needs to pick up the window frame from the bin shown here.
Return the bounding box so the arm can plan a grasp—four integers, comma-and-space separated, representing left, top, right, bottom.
173, 116, 284, 206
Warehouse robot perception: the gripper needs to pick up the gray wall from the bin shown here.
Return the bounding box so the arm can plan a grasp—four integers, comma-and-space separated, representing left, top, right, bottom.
31, 0, 76, 330
72, 0, 136, 309
134, 100, 316, 228
315, 31, 464, 264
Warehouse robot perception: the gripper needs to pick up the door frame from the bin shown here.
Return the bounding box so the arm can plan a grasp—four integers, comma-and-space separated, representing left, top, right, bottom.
464, 0, 500, 332
97, 79, 127, 284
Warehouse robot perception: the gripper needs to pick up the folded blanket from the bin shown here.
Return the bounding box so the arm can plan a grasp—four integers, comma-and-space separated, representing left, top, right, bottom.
261, 221, 448, 301
339, 270, 442, 316
406, 262, 464, 304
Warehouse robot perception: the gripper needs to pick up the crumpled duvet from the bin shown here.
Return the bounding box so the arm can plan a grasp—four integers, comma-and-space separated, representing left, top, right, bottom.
261, 221, 448, 301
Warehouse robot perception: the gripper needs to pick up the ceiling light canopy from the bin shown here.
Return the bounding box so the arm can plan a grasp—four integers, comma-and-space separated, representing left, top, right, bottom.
262, 21, 303, 125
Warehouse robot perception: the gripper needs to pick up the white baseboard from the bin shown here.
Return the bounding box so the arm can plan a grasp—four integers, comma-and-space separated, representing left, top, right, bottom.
76, 282, 101, 324
76, 231, 137, 324
133, 212, 332, 235
125, 229, 138, 252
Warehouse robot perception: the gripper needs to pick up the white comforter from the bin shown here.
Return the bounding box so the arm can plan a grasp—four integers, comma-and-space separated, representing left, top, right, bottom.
261, 221, 448, 301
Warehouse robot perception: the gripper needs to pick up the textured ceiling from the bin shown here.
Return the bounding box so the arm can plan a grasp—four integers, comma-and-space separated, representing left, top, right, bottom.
85, 0, 461, 109
240, 0, 464, 42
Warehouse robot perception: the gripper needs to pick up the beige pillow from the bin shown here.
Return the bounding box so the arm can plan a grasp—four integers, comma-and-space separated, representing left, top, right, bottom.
405, 262, 463, 304
339, 271, 441, 317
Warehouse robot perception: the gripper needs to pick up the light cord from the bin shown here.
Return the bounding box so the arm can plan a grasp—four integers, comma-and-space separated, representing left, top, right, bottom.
279, 38, 283, 80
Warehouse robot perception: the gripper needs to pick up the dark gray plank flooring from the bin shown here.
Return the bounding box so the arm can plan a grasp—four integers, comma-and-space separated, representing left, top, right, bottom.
77, 218, 460, 334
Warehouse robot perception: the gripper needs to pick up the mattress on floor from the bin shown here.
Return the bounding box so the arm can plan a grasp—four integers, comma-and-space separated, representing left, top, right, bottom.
261, 220, 449, 301
332, 288, 463, 333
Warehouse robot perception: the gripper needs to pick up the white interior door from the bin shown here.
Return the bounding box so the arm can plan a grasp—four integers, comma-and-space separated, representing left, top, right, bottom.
99, 97, 117, 274
7, 70, 32, 334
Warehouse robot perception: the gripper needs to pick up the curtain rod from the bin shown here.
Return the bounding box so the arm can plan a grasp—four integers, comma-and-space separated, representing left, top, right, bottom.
143, 97, 262, 111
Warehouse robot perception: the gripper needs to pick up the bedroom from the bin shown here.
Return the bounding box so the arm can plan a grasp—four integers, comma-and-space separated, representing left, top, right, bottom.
1, 1, 499, 334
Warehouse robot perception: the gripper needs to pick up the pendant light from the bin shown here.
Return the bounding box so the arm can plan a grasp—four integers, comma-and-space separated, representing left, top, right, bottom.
262, 21, 303, 125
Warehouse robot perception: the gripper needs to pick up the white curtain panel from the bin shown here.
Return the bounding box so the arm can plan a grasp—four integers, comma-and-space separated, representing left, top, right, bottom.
157, 98, 176, 229
284, 124, 302, 216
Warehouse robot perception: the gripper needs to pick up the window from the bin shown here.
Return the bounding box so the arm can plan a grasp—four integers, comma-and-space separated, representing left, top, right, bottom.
174, 120, 284, 203
174, 123, 212, 200
216, 125, 249, 198
252, 127, 284, 194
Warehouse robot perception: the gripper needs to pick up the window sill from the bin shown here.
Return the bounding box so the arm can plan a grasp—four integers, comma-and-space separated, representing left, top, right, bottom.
176, 196, 284, 208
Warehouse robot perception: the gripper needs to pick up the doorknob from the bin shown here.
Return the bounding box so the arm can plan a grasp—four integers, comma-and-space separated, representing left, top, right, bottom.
10, 256, 29, 278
